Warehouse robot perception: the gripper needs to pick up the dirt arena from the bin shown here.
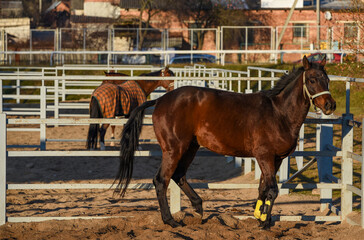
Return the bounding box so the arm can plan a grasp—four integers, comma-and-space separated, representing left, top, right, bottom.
1, 122, 364, 239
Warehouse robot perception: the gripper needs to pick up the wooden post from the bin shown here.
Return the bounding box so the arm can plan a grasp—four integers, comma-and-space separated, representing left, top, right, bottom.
0, 79, 3, 113
54, 78, 59, 119
243, 158, 252, 175
235, 157, 242, 168
341, 80, 353, 220
296, 125, 304, 170
0, 113, 6, 225
279, 157, 290, 195
341, 113, 353, 220
255, 159, 261, 180
169, 181, 181, 214
317, 113, 333, 211
40, 87, 46, 150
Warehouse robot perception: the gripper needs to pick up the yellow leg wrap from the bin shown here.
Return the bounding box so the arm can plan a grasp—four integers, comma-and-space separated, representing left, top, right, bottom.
254, 200, 263, 219
260, 200, 271, 222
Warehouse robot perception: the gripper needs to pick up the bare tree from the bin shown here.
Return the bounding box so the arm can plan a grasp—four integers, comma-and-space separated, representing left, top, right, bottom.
340, 0, 364, 59
171, 0, 220, 50
136, 0, 172, 50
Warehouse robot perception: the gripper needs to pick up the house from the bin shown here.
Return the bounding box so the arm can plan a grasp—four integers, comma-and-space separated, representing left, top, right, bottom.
239, 0, 363, 62
43, 1, 71, 28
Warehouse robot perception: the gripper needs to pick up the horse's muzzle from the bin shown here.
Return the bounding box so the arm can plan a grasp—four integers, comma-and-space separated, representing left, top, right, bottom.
314, 94, 336, 115
322, 97, 336, 115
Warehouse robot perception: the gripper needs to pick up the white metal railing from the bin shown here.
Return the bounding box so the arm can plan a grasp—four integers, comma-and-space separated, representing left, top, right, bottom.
0, 49, 356, 66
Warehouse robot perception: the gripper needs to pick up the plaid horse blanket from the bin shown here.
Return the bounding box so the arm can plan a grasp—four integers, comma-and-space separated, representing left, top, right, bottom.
92, 81, 146, 118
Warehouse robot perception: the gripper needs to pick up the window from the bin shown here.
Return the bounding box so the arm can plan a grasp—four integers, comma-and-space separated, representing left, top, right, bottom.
344, 23, 358, 39
293, 23, 307, 38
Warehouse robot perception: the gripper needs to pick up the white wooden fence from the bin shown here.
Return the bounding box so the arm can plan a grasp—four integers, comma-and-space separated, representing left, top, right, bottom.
0, 65, 363, 227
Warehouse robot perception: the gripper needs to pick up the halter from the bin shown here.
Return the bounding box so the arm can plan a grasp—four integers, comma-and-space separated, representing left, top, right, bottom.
161, 69, 174, 90
302, 71, 331, 106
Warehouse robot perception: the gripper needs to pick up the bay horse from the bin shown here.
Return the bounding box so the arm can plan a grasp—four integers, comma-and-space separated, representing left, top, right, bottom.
86, 67, 174, 150
114, 56, 336, 228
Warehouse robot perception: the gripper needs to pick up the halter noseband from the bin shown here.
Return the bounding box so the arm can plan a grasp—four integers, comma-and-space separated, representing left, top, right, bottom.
302, 71, 331, 106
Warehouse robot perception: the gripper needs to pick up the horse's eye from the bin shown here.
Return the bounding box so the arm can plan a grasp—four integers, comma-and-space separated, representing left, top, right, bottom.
309, 78, 316, 83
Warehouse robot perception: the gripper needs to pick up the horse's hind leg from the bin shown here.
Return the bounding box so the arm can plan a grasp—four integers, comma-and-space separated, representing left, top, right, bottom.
153, 140, 198, 228
99, 124, 109, 150
171, 141, 202, 216
153, 153, 181, 228
110, 125, 116, 146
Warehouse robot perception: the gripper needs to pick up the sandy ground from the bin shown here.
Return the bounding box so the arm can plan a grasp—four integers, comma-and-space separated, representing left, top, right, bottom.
1, 120, 364, 239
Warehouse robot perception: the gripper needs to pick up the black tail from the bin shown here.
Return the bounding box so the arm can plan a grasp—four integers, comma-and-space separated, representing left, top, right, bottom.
86, 97, 102, 149
114, 99, 157, 197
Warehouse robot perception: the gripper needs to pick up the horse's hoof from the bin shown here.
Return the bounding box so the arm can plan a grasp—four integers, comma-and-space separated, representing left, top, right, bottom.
100, 142, 105, 151
165, 219, 182, 228
259, 220, 272, 230
193, 205, 203, 217
110, 137, 115, 146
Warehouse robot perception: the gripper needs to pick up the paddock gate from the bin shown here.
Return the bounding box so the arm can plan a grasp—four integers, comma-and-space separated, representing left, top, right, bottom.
0, 64, 363, 227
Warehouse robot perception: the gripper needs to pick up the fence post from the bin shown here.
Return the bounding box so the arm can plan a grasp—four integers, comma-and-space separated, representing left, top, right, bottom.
0, 79, 3, 113
62, 69, 66, 101
54, 79, 59, 120
243, 158, 252, 175
255, 159, 261, 180
16, 69, 20, 104
317, 113, 333, 211
40, 86, 46, 150
296, 125, 304, 170
341, 80, 353, 220
341, 113, 353, 220
279, 157, 290, 195
0, 113, 7, 225
169, 181, 181, 214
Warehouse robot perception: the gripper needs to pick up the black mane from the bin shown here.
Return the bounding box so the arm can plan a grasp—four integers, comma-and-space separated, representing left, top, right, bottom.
140, 70, 162, 76
262, 67, 304, 98
140, 69, 174, 77
262, 62, 327, 98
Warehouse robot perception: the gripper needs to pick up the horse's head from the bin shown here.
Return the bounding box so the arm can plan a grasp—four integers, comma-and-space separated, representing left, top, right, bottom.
160, 66, 175, 92
302, 55, 336, 115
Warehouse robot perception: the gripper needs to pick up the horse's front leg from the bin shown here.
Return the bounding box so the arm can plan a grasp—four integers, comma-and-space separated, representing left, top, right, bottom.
254, 175, 266, 220
253, 155, 279, 229
259, 177, 278, 229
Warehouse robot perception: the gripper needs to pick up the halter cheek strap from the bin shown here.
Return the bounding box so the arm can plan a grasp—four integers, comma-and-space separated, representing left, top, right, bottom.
302, 71, 331, 106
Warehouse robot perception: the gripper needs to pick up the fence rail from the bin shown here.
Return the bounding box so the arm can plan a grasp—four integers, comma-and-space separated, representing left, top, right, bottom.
0, 64, 363, 227
2, 25, 362, 65
0, 49, 356, 66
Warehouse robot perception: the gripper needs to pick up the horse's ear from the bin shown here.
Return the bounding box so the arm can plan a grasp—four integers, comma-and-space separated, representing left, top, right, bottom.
302, 55, 310, 70
320, 54, 326, 67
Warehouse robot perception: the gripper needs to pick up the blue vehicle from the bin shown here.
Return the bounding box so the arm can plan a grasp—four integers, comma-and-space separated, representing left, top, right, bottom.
169, 54, 216, 64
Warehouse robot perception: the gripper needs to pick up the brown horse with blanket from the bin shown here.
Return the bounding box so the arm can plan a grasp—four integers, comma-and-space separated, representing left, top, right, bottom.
86, 67, 174, 150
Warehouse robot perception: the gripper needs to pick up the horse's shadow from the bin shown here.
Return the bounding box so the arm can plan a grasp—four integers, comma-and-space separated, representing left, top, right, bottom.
7, 145, 242, 183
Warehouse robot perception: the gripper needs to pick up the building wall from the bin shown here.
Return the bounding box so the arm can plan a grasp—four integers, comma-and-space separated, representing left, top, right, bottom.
74, 1, 363, 63
243, 9, 363, 62
0, 18, 30, 42
84, 0, 121, 18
